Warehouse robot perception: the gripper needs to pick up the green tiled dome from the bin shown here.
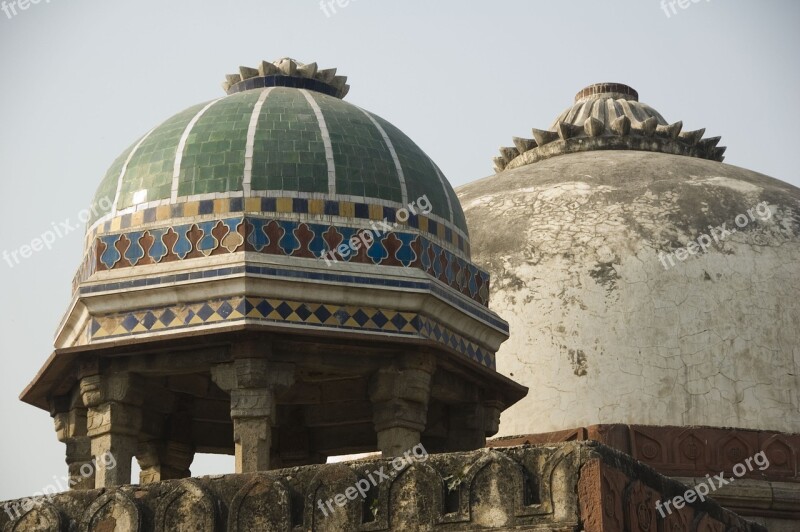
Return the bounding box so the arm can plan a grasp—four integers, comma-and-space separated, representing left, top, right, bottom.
89, 85, 468, 237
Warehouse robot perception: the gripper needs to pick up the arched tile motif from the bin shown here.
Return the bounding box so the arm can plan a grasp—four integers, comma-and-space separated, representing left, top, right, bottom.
401, 234, 421, 267
321, 226, 344, 256
367, 234, 389, 264
307, 223, 329, 258
262, 220, 285, 255
172, 224, 194, 259
419, 238, 432, 272
333, 227, 358, 262
277, 221, 301, 255
218, 219, 244, 253
98, 235, 122, 269
196, 220, 220, 255
468, 265, 480, 298
123, 231, 146, 266
291, 223, 316, 258
431, 244, 444, 280
246, 218, 270, 252
148, 228, 170, 262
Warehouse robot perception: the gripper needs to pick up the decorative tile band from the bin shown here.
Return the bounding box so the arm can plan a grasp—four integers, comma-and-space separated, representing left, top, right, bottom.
77, 265, 508, 333
89, 196, 469, 256
80, 216, 490, 306
89, 296, 496, 370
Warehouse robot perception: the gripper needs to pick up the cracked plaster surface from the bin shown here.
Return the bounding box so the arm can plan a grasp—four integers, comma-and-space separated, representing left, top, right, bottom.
458, 151, 800, 437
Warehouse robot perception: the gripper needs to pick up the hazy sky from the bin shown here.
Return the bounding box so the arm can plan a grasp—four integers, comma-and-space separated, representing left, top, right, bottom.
0, 0, 798, 502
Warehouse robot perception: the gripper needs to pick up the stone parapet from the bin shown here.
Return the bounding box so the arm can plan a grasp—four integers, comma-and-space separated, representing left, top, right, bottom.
0, 442, 764, 531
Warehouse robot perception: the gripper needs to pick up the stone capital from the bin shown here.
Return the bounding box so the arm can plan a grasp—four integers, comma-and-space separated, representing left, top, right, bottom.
482, 400, 505, 436
211, 359, 295, 392
372, 399, 429, 433
53, 409, 88, 443
369, 367, 433, 405
86, 402, 142, 438
80, 373, 144, 409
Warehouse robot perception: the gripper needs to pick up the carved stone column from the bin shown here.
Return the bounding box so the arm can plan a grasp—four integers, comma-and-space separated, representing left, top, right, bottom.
136, 394, 195, 484
211, 359, 294, 473
137, 440, 194, 483
369, 353, 435, 457
80, 373, 143, 488
51, 390, 94, 490
446, 400, 504, 451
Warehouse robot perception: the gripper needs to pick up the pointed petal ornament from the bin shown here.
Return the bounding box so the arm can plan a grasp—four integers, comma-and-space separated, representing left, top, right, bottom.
656, 121, 683, 139
698, 136, 722, 151
331, 75, 348, 91
557, 122, 583, 140
584, 117, 605, 137
499, 147, 520, 164
611, 116, 631, 136
298, 62, 318, 79
258, 61, 280, 76
239, 66, 259, 80
512, 137, 538, 153
638, 117, 658, 136
276, 58, 298, 76
316, 68, 338, 83
679, 129, 705, 146
531, 128, 559, 146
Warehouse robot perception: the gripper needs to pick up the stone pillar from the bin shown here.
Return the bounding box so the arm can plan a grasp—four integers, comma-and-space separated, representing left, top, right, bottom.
369, 354, 435, 457
80, 373, 143, 488
446, 400, 504, 451
137, 440, 194, 483
211, 359, 294, 473
136, 399, 195, 484
51, 391, 94, 490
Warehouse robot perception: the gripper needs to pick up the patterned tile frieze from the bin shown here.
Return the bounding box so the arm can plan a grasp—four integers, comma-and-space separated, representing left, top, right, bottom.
87, 216, 490, 306
77, 264, 508, 332
89, 296, 496, 370
89, 195, 469, 256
